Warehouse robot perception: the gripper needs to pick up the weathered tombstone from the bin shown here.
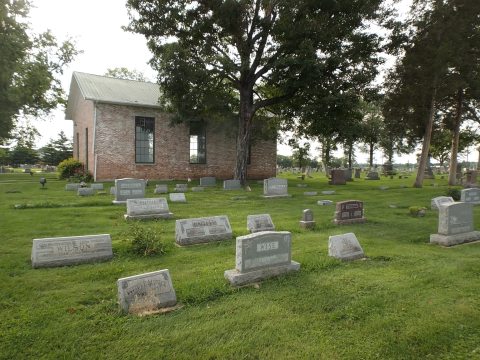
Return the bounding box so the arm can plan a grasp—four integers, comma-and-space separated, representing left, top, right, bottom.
379, 186, 389, 190
113, 178, 145, 204
247, 214, 275, 233
31, 234, 113, 268
354, 168, 361, 179
431, 196, 454, 210
191, 187, 205, 192
65, 183, 81, 191
365, 171, 380, 180
78, 187, 95, 196
430, 202, 480, 246
223, 179, 242, 190
110, 186, 116, 195
344, 168, 353, 182
299, 209, 315, 229
460, 188, 480, 205
174, 184, 188, 192
322, 190, 335, 195
224, 231, 300, 286
329, 169, 346, 185
175, 215, 232, 245
154, 184, 168, 194
328, 233, 365, 261
334, 200, 366, 225
318, 200, 334, 206
169, 193, 187, 203
303, 191, 317, 196
200, 177, 216, 187
117, 269, 177, 314
91, 183, 104, 190
125, 198, 173, 220
263, 178, 289, 198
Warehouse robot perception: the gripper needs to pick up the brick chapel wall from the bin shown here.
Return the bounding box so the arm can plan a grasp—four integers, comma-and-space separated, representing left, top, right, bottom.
93, 103, 276, 181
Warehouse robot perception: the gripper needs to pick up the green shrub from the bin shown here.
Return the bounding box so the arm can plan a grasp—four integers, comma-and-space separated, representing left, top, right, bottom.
57, 158, 92, 182
446, 188, 461, 201
408, 206, 427, 216
127, 222, 168, 256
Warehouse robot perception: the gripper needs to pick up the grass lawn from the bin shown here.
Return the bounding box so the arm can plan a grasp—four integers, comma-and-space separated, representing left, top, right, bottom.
1, 172, 479, 359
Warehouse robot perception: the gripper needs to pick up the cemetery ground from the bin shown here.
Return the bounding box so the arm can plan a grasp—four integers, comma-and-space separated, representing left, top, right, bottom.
1, 172, 480, 360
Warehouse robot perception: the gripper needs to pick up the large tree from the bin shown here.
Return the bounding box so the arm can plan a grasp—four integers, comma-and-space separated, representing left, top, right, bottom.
0, 0, 79, 143
126, 0, 383, 183
39, 131, 73, 166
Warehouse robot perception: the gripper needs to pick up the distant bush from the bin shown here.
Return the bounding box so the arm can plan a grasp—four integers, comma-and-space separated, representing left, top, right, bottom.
127, 222, 168, 256
57, 158, 92, 182
446, 188, 461, 201
409, 206, 427, 217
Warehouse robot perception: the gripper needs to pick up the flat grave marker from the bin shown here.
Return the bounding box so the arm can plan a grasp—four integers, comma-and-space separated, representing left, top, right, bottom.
154, 184, 168, 194
169, 193, 187, 203
65, 183, 81, 191
91, 183, 104, 190
328, 233, 365, 261
78, 188, 95, 196
175, 215, 232, 246
125, 198, 173, 220
318, 200, 334, 206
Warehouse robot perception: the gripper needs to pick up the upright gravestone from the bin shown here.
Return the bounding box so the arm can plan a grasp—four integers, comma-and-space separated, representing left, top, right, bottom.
460, 188, 480, 205
200, 177, 216, 187
344, 168, 353, 182
334, 200, 366, 225
110, 186, 116, 195
174, 184, 188, 192
329, 169, 346, 185
154, 184, 168, 194
263, 178, 289, 198
224, 231, 300, 286
125, 198, 173, 220
431, 196, 455, 210
430, 202, 480, 246
354, 168, 361, 179
175, 215, 232, 246
117, 269, 177, 314
65, 183, 81, 191
247, 214, 275, 233
78, 188, 95, 196
113, 178, 145, 204
299, 209, 315, 229
31, 234, 113, 268
223, 179, 242, 190
365, 171, 380, 180
465, 170, 478, 187
328, 233, 365, 261
169, 193, 187, 203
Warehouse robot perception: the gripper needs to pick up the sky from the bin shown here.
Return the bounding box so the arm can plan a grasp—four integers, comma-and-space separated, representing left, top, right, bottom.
27, 0, 478, 165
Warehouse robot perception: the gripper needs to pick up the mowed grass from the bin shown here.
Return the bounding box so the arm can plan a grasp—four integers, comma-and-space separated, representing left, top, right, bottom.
1, 172, 480, 359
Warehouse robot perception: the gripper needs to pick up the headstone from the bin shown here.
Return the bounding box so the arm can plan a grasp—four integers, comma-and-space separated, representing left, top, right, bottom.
431, 196, 455, 210
65, 183, 81, 191
299, 209, 315, 229
191, 187, 205, 192
354, 168, 361, 179
24, 168, 31, 173
365, 171, 380, 180
113, 178, 145, 204
174, 183, 188, 192
91, 183, 104, 190
329, 169, 346, 185
169, 193, 187, 203
110, 186, 116, 195
344, 168, 353, 182
117, 269, 177, 314
154, 184, 168, 194
31, 234, 113, 268
322, 190, 335, 195
78, 187, 95, 196
200, 177, 216, 187
379, 186, 389, 190
125, 198, 173, 220
317, 200, 334, 206
223, 179, 241, 190
263, 178, 289, 198
328, 233, 365, 261
175, 215, 232, 246
460, 188, 480, 205
247, 214, 275, 233
334, 200, 366, 225
224, 231, 300, 286
430, 202, 480, 246
304, 191, 317, 196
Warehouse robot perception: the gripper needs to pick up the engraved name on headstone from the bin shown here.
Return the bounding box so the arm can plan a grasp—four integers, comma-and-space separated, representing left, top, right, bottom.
460, 188, 480, 205
117, 269, 177, 314
31, 234, 113, 268
263, 178, 289, 197
175, 215, 232, 245
113, 178, 145, 204
125, 198, 173, 220
223, 179, 242, 190
334, 200, 366, 225
431, 196, 454, 210
328, 233, 365, 261
247, 214, 275, 233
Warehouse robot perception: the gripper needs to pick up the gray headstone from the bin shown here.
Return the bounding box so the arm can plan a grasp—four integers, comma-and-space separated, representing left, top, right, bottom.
431, 196, 454, 210
174, 184, 188, 192
430, 202, 480, 246
110, 186, 116, 195
354, 168, 361, 178
175, 215, 232, 246
191, 187, 205, 192
300, 209, 315, 229
125, 198, 173, 220
321, 190, 335, 195
91, 183, 104, 190
199, 177, 216, 187
263, 178, 289, 197
223, 179, 242, 190
328, 233, 365, 261
154, 184, 168, 194
78, 187, 95, 196
31, 234, 113, 268
317, 200, 334, 206
329, 169, 346, 185
334, 200, 366, 225
113, 178, 145, 204
169, 193, 186, 203
117, 269, 177, 314
247, 214, 275, 233
366, 171, 380, 180
303, 191, 317, 196
224, 231, 300, 286
460, 188, 480, 204
344, 168, 353, 182
65, 183, 81, 191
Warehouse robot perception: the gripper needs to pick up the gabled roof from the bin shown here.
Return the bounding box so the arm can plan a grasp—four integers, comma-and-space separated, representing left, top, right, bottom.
66, 72, 161, 118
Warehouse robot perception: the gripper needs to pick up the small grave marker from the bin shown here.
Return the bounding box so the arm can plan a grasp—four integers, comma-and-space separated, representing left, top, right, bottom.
169, 193, 186, 203
125, 198, 173, 220
318, 200, 333, 206
200, 177, 216, 187
263, 178, 289, 197
175, 215, 232, 245
329, 169, 346, 185
65, 183, 81, 191
78, 188, 95, 196
191, 186, 205, 192
113, 178, 145, 204
223, 179, 241, 190
174, 184, 188, 192
328, 233, 365, 261
322, 190, 335, 195
365, 171, 380, 180
154, 184, 168, 194
247, 214, 275, 233
334, 200, 366, 225
91, 183, 104, 190
431, 196, 454, 210
299, 209, 315, 229
303, 191, 317, 196
460, 188, 480, 205
110, 186, 116, 195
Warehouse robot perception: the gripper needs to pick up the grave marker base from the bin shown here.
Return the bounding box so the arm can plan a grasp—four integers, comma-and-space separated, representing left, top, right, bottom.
299, 221, 315, 229
262, 194, 291, 198
334, 218, 367, 225
224, 261, 300, 286
134, 304, 184, 317
430, 231, 480, 247
124, 212, 173, 220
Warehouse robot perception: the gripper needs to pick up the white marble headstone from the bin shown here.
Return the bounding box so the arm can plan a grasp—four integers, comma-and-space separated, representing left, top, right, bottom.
328, 233, 365, 261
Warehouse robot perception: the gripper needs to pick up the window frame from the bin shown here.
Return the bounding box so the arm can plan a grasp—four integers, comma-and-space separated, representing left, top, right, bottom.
189, 121, 206, 164
135, 116, 155, 164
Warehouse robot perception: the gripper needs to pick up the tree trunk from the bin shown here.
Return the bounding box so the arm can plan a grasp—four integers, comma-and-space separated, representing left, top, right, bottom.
369, 142, 374, 168
448, 89, 463, 186
234, 86, 254, 185
413, 86, 437, 188
347, 142, 353, 168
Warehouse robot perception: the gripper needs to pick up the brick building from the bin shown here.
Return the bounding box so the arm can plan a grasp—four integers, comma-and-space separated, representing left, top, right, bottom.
65, 72, 276, 181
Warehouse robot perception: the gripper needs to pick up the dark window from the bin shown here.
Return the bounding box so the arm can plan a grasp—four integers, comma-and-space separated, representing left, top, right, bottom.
135, 117, 155, 163
76, 132, 79, 159
85, 128, 88, 171
189, 121, 206, 164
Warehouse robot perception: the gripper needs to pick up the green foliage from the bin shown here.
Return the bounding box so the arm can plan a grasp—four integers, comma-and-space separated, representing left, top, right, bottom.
104, 67, 147, 82
126, 222, 168, 256
446, 188, 461, 201
276, 154, 293, 168
39, 131, 73, 165
8, 145, 38, 166
57, 157, 90, 180
408, 206, 427, 216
